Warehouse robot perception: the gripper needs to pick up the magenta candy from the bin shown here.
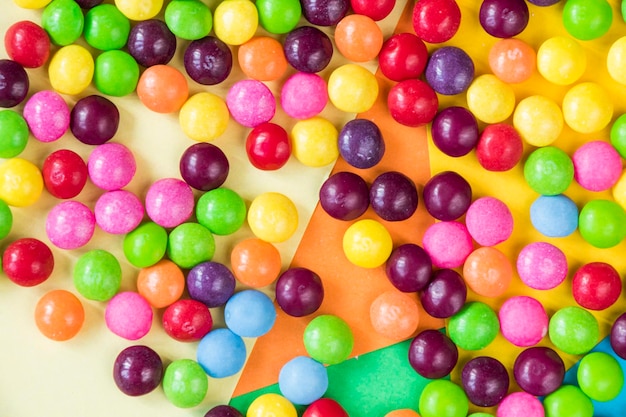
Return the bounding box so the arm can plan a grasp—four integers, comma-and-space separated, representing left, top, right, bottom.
465, 196, 514, 246
105, 291, 153, 340
46, 200, 96, 249
499, 296, 548, 347
281, 72, 328, 119
145, 178, 194, 228
430, 106, 479, 157
95, 190, 145, 234
573, 140, 622, 191
422, 221, 474, 268
496, 391, 545, 417
23, 90, 69, 142
226, 79, 276, 128
88, 143, 136, 191
516, 241, 568, 290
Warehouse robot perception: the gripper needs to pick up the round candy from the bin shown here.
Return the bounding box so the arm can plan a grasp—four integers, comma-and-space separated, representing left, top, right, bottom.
562, 82, 613, 134
113, 345, 163, 396
418, 380, 468, 417
338, 119, 385, 169
420, 268, 467, 319
466, 74, 515, 124
573, 140, 622, 191
74, 250, 122, 301
303, 398, 348, 417
430, 106, 479, 157
180, 142, 229, 190
513, 95, 563, 147
115, 0, 163, 20
479, 0, 529, 38
537, 36, 586, 85
4, 20, 51, 68
291, 117, 339, 167
572, 261, 622, 310
385, 243, 432, 293
123, 221, 168, 268
256, 0, 301, 34
423, 170, 472, 220
370, 171, 418, 221
248, 192, 299, 243
0, 59, 28, 108
0, 200, 12, 239
463, 247, 512, 298
46, 201, 95, 249
197, 328, 246, 378
137, 65, 189, 113
611, 113, 626, 158
145, 178, 194, 228
283, 26, 333, 73
524, 146, 574, 196
205, 405, 243, 417
304, 315, 354, 365
562, 0, 613, 40
238, 36, 288, 81
88, 142, 136, 191
530, 194, 579, 238
422, 221, 473, 269
23, 90, 69, 142
319, 171, 369, 221
187, 261, 236, 308
513, 346, 565, 396
465, 196, 513, 246
334, 14, 383, 62
162, 299, 212, 342
549, 306, 599, 355
225, 289, 276, 337
248, 393, 297, 417
14, 0, 54, 7
301, 0, 349, 26
448, 301, 499, 351
388, 79, 438, 127
275, 267, 324, 317
180, 92, 230, 142
0, 110, 29, 158
579, 199, 626, 248
70, 95, 119, 145
3, 237, 54, 287
231, 238, 281, 287
137, 259, 185, 309
611, 313, 626, 359
342, 218, 393, 268
213, 0, 258, 45
41, 0, 84, 45
164, 0, 212, 40
94, 190, 143, 234
278, 356, 329, 405
105, 291, 153, 340
281, 72, 327, 120
489, 38, 535, 83
328, 64, 378, 113
94, 50, 139, 97
543, 385, 594, 417
84, 4, 130, 50
370, 290, 419, 341
227, 79, 275, 128
516, 241, 568, 290
499, 296, 548, 347
0, 158, 43, 207
378, 32, 428, 82
162, 359, 208, 408
127, 19, 176, 67
196, 188, 246, 235
412, 0, 461, 43
167, 222, 215, 269
476, 123, 524, 171
425, 47, 474, 95
461, 356, 509, 407
384, 410, 419, 417
246, 122, 291, 170
607, 36, 626, 85
35, 289, 84, 341
577, 351, 624, 402
350, 0, 395, 21
408, 329, 458, 379
184, 36, 232, 85
497, 391, 545, 417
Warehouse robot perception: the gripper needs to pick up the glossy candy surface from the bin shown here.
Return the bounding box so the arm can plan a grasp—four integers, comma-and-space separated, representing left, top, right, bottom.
4, 20, 50, 68
230, 238, 281, 287
70, 95, 119, 145
476, 123, 523, 171
611, 312, 626, 359
579, 199, 626, 248
105, 291, 153, 340
283, 26, 333, 73
334, 14, 383, 62
162, 299, 213, 342
48, 44, 93, 95
224, 289, 277, 337
479, 0, 529, 38
3, 237, 54, 287
513, 346, 564, 396
0, 59, 28, 108
499, 296, 548, 347
136, 259, 185, 309
248, 192, 299, 242
412, 0, 461, 43
41, 0, 84, 45
513, 95, 563, 147
35, 289, 84, 341
256, 0, 301, 34
94, 50, 139, 97
577, 351, 623, 402
84, 4, 130, 50
162, 359, 208, 408
549, 306, 599, 355
247, 393, 297, 417
489, 38, 535, 83
246, 122, 291, 170
239, 36, 288, 81
179, 92, 229, 142
419, 379, 468, 417
369, 171, 418, 221
466, 74, 515, 124
196, 187, 246, 235
213, 0, 258, 45
448, 301, 499, 351
369, 290, 419, 341
123, 221, 168, 268
0, 158, 43, 207
423, 170, 472, 221
572, 261, 622, 310
184, 36, 232, 85
537, 36, 586, 85
187, 261, 236, 308
385, 243, 432, 293
291, 117, 339, 167
167, 222, 215, 269
425, 47, 474, 96
543, 385, 594, 417
113, 345, 163, 396
180, 142, 229, 191
388, 79, 438, 127
379, 32, 428, 82
408, 329, 458, 379
301, 0, 349, 26
0, 110, 29, 158
420, 268, 467, 319
328, 64, 378, 114
562, 0, 613, 40
461, 356, 509, 407
137, 65, 189, 114
343, 219, 393, 268
164, 0, 212, 40
275, 267, 324, 317
319, 171, 369, 221
524, 146, 574, 196
303, 315, 354, 365
127, 19, 176, 67
278, 356, 329, 405
430, 107, 479, 157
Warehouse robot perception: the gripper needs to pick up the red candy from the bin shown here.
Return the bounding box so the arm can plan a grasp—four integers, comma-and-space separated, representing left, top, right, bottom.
162, 298, 213, 342
42, 149, 88, 199
350, 0, 395, 21
388, 79, 438, 127
378, 32, 429, 82
412, 0, 461, 43
303, 398, 349, 417
4, 20, 50, 68
476, 123, 524, 171
245, 122, 292, 170
572, 262, 622, 310
2, 237, 54, 287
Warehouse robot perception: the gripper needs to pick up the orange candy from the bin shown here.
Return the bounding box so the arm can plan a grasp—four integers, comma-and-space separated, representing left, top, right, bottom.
137, 64, 189, 113
384, 410, 421, 417
369, 290, 420, 341
488, 38, 536, 84
463, 246, 513, 298
238, 36, 288, 81
230, 237, 282, 287
334, 14, 384, 62
137, 259, 185, 308
35, 289, 85, 341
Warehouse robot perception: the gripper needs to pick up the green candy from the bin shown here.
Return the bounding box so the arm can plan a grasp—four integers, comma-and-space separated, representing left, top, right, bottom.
123, 222, 168, 268
73, 250, 122, 302
303, 314, 354, 365
610, 113, 626, 158
447, 301, 499, 351
0, 199, 13, 239
543, 385, 594, 417
0, 110, 29, 159
167, 222, 215, 269
577, 351, 624, 402
579, 199, 626, 248
84, 4, 130, 51
41, 0, 84, 46
94, 50, 139, 97
256, 0, 302, 34
549, 306, 599, 355
165, 0, 213, 40
562, 0, 612, 41
162, 359, 208, 408
419, 380, 468, 417
196, 187, 247, 236
523, 146, 574, 196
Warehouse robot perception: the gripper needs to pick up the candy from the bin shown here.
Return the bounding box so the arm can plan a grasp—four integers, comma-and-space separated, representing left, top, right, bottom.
384, 410, 419, 417
4, 20, 50, 68
205, 405, 244, 417
248, 192, 299, 242
422, 221, 473, 269
0, 199, 12, 239
48, 44, 93, 96
23, 90, 69, 142
425, 47, 474, 96
162, 359, 208, 408
465, 196, 513, 246
420, 269, 467, 318
430, 106, 479, 157
213, 0, 258, 45
461, 356, 509, 407
279, 356, 328, 405
369, 171, 418, 221
0, 110, 28, 158
379, 32, 428, 82
562, 0, 613, 40
303, 398, 348, 417
3, 237, 54, 287
579, 199, 626, 248
187, 261, 236, 308
247, 393, 297, 417
94, 190, 144, 234
562, 82, 613, 134
230, 237, 281, 287
88, 142, 136, 191
105, 291, 153, 340
338, 119, 385, 169
572, 261, 622, 310
256, 0, 301, 34
334, 14, 383, 62
412, 0, 461, 43
136, 259, 185, 309
385, 243, 432, 293
283, 26, 333, 73
611, 113, 626, 158
41, 0, 84, 46
123, 221, 168, 268
529, 194, 579, 237
448, 301, 499, 351
281, 72, 328, 120
246, 122, 291, 170
275, 267, 324, 317
513, 95, 563, 147
180, 142, 229, 191
164, 0, 212, 40
94, 50, 139, 97
369, 290, 419, 341
467, 74, 515, 124
462, 246, 512, 298
179, 92, 230, 142
516, 241, 568, 290
74, 249, 121, 301
476, 123, 523, 171
342, 218, 393, 268
303, 315, 354, 365
162, 298, 212, 342
513, 346, 564, 396
350, 0, 394, 21
226, 79, 276, 128
524, 146, 574, 196
423, 170, 472, 221
184, 36, 232, 85
543, 385, 594, 417
418, 380, 468, 417
114, 0, 163, 20
196, 328, 247, 378
577, 351, 624, 402
137, 65, 189, 114
196, 187, 246, 235
319, 171, 369, 221
388, 79, 438, 127
496, 391, 544, 417
573, 140, 622, 191
328, 64, 379, 113
291, 116, 339, 167
225, 289, 277, 337
488, 38, 535, 83
70, 95, 119, 145
113, 345, 163, 396
0, 158, 43, 207
536, 36, 586, 85
145, 178, 194, 228
607, 36, 626, 85
549, 306, 599, 355
34, 289, 84, 341
301, 0, 349, 26
13, 0, 53, 8
46, 200, 95, 249
167, 222, 215, 269
238, 36, 288, 81
408, 329, 458, 379
127, 19, 176, 67
84, 4, 130, 50
0, 59, 28, 108
479, 0, 529, 38
499, 296, 548, 347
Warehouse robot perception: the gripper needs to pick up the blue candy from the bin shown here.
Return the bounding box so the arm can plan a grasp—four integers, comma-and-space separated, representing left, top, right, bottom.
530, 194, 578, 237
196, 328, 247, 378
278, 356, 329, 405
224, 289, 277, 337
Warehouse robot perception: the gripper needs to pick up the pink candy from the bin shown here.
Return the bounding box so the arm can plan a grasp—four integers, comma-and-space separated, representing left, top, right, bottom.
145, 178, 194, 228
422, 221, 474, 268
23, 90, 70, 142
465, 196, 514, 246
226, 79, 276, 127
95, 190, 145, 234
281, 72, 328, 119
88, 143, 136, 191
46, 200, 96, 249
497, 391, 545, 417
516, 241, 568, 290
105, 291, 153, 340
499, 296, 548, 347
573, 140, 622, 191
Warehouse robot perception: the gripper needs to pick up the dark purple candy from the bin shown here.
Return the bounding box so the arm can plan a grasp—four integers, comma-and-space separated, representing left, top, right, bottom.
283, 26, 333, 73
127, 19, 177, 67
611, 312, 626, 359
0, 59, 28, 108
70, 95, 120, 145
370, 171, 418, 222
184, 36, 233, 85
301, 0, 349, 26
420, 268, 467, 318
180, 142, 230, 191
113, 345, 163, 397
338, 119, 385, 169
461, 356, 509, 407
275, 267, 324, 317
513, 346, 565, 396
423, 170, 472, 221
205, 405, 244, 417
425, 47, 474, 96
75, 0, 104, 8
527, 0, 560, 5
479, 0, 529, 38
431, 106, 479, 157
319, 171, 370, 221
187, 261, 236, 308
385, 243, 432, 293
408, 329, 458, 379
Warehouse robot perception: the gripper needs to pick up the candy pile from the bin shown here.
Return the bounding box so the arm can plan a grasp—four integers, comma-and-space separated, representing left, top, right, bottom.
2, 0, 626, 417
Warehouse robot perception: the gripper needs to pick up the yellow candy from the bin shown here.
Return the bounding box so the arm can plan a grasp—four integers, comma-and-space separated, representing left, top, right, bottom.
513, 95, 563, 146
115, 0, 163, 20
612, 170, 626, 210
179, 92, 229, 142
247, 393, 297, 417
466, 74, 515, 124
0, 158, 44, 207
537, 36, 586, 85
343, 218, 393, 268
607, 36, 626, 85
562, 82, 613, 134
48, 45, 94, 96
13, 0, 51, 8
247, 192, 299, 243
214, 0, 258, 46
328, 64, 379, 113
291, 117, 339, 167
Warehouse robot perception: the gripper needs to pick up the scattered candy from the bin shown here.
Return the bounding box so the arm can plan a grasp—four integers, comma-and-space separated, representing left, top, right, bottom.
105, 291, 153, 340
419, 379, 468, 417
213, 0, 258, 45
524, 146, 574, 196
578, 199, 626, 248
577, 351, 624, 402
0, 199, 12, 239
412, 0, 461, 43
513, 346, 564, 397
256, 0, 301, 34
334, 14, 383, 62
247, 393, 297, 417
179, 142, 229, 191
408, 329, 458, 379
247, 191, 299, 243
430, 106, 479, 157
337, 119, 385, 169
137, 64, 189, 114
94, 189, 144, 234
549, 306, 599, 355
179, 92, 230, 142
422, 221, 474, 269
499, 296, 548, 347
4, 20, 50, 68
513, 95, 563, 147
3, 237, 54, 287
275, 267, 324, 317
84, 3, 130, 50
425, 46, 474, 96
465, 196, 513, 247
303, 314, 354, 365
301, 0, 348, 26
562, 82, 613, 134
0, 157, 43, 207
46, 200, 96, 249
479, 0, 528, 38
166, 222, 215, 269
369, 171, 418, 221
162, 298, 213, 342
562, 0, 613, 40
226, 79, 276, 128
536, 35, 586, 85
448, 301, 499, 351
423, 170, 472, 221
461, 356, 509, 407
420, 268, 467, 319
23, 90, 69, 142
88, 142, 136, 191
73, 249, 121, 301
572, 261, 622, 310
542, 385, 594, 417
278, 356, 329, 405
136, 259, 185, 309
283, 25, 333, 73
196, 187, 246, 235
184, 36, 232, 85
127, 19, 176, 67
41, 0, 84, 46
187, 261, 236, 308
488, 38, 535, 84
0, 110, 29, 158
303, 398, 349, 417
196, 328, 247, 378
529, 194, 579, 238
611, 312, 626, 360
162, 358, 208, 408
230, 237, 281, 287
607, 36, 626, 85
0, 59, 28, 108
328, 64, 379, 114
378, 32, 428, 82
573, 140, 622, 191
467, 74, 515, 124
224, 289, 277, 337
342, 218, 393, 268
281, 72, 328, 120
164, 0, 212, 41
516, 241, 568, 290
385, 243, 433, 293
476, 123, 523, 171
34, 289, 84, 341
48, 44, 94, 95
496, 391, 544, 417
94, 50, 140, 97
113, 345, 163, 396
238, 36, 288, 81
145, 178, 194, 228
70, 95, 120, 145
246, 122, 291, 170
388, 78, 438, 127
369, 290, 419, 341
319, 171, 369, 221
291, 116, 339, 167
123, 221, 168, 268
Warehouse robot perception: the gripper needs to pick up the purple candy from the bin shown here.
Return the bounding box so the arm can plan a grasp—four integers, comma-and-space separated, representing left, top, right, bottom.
204, 405, 243, 417
420, 268, 467, 318
75, 0, 104, 8
513, 346, 565, 396
283, 26, 333, 73
145, 178, 194, 228
319, 171, 370, 221
113, 345, 163, 397
184, 36, 233, 85
479, 0, 529, 38
301, 0, 349, 26
338, 119, 385, 169
226, 79, 276, 128
425, 47, 474, 96
88, 142, 136, 191
0, 59, 28, 108
187, 261, 236, 308
431, 106, 479, 157
611, 313, 626, 360
385, 243, 432, 293
127, 19, 177, 67
369, 171, 418, 221
275, 267, 324, 317
461, 356, 509, 407
527, 0, 560, 5
179, 142, 229, 191
423, 170, 472, 221
23, 90, 69, 142
70, 95, 120, 145
408, 329, 458, 379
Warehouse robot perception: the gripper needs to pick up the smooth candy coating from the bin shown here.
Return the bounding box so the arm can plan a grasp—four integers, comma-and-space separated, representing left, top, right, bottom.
513, 346, 564, 396
137, 259, 185, 309
226, 79, 275, 128
369, 171, 418, 221
0, 60, 28, 108
523, 146, 574, 196
70, 95, 119, 145
180, 142, 229, 190
465, 196, 513, 246
463, 246, 512, 298
537, 36, 586, 85
577, 351, 624, 402
0, 158, 43, 207
461, 356, 509, 407
303, 398, 348, 417
167, 222, 215, 269
123, 222, 168, 268
412, 0, 461, 43
145, 178, 194, 228
543, 385, 593, 417
530, 195, 579, 237
499, 296, 548, 347
334, 14, 383, 62
350, 0, 395, 21
164, 0, 212, 40
213, 0, 258, 45
607, 36, 626, 85
187, 261, 236, 308
328, 64, 378, 113
422, 221, 473, 269
419, 380, 468, 417
513, 95, 563, 147
579, 199, 626, 248
496, 391, 545, 417
275, 267, 324, 317
0, 110, 28, 158
46, 200, 95, 249
162, 359, 208, 408
105, 291, 153, 340
180, 92, 230, 141
489, 38, 535, 83
248, 192, 298, 242
549, 306, 599, 355
319, 171, 369, 221
420, 269, 467, 319
338, 119, 385, 169
430, 106, 479, 157
14, 0, 53, 7
196, 187, 246, 235
291, 117, 339, 167
48, 44, 94, 95
23, 90, 69, 142
184, 36, 232, 85
246, 122, 291, 170
114, 0, 163, 20
479, 0, 529, 38
425, 47, 474, 95
378, 32, 428, 82
3, 237, 54, 287
197, 328, 247, 378
611, 313, 626, 359
283, 26, 333, 73
423, 170, 472, 220
4, 20, 51, 68
88, 142, 136, 191
573, 140, 621, 191
248, 394, 297, 417
572, 262, 622, 310
231, 238, 281, 287
73, 249, 122, 301
611, 113, 626, 158
279, 356, 328, 405
238, 36, 288, 81
35, 289, 84, 341
163, 299, 213, 342
342, 219, 393, 268
408, 329, 458, 379
516, 241, 568, 290
303, 315, 354, 365
562, 82, 613, 133
137, 65, 188, 113
301, 0, 349, 26
41, 0, 84, 46
95, 190, 144, 234
562, 0, 613, 40
94, 50, 139, 97
84, 4, 130, 50
127, 19, 176, 67
466, 74, 515, 124
370, 290, 419, 341
385, 243, 432, 293
476, 123, 523, 171
388, 79, 438, 127
0, 200, 12, 239
281, 72, 327, 120
113, 345, 163, 396
256, 0, 301, 34
225, 289, 276, 337
448, 301, 499, 351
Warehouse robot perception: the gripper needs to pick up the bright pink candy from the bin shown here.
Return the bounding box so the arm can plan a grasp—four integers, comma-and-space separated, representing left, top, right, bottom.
23, 90, 70, 142
105, 291, 153, 340
499, 296, 548, 347
422, 221, 474, 268
46, 200, 96, 249
465, 196, 514, 246
497, 391, 545, 417
281, 72, 328, 119
88, 143, 136, 191
572, 140, 622, 191
516, 241, 568, 290
95, 190, 144, 234
145, 178, 194, 228
226, 79, 276, 128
